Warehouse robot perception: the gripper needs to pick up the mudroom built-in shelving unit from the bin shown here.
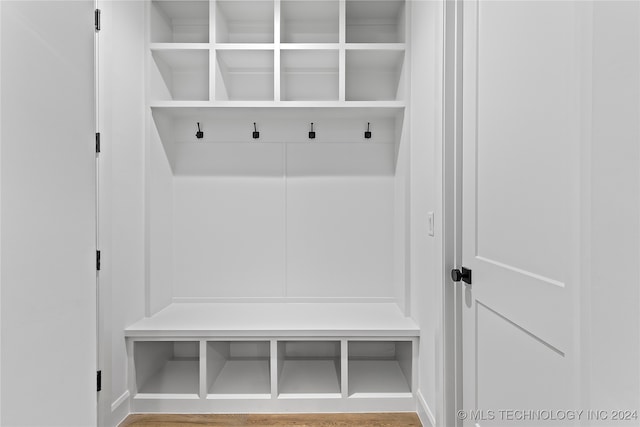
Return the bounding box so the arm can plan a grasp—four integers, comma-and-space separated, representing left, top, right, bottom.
126, 0, 417, 414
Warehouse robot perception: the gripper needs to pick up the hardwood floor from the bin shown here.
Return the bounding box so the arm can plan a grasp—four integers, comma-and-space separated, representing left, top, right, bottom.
120, 413, 422, 427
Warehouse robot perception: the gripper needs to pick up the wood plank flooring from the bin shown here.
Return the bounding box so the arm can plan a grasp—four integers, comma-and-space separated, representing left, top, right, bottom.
120, 413, 422, 427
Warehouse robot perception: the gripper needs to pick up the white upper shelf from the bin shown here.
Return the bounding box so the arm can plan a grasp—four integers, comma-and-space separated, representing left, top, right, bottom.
150, 0, 407, 44
148, 0, 407, 103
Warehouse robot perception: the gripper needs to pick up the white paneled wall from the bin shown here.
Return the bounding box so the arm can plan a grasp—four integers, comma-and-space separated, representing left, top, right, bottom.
286, 176, 394, 298
173, 177, 286, 298
172, 174, 394, 300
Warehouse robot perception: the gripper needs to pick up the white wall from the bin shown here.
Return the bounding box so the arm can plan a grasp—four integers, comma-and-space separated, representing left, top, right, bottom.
1, 1, 96, 425
286, 175, 394, 298
98, 1, 147, 425
173, 176, 286, 298
410, 0, 443, 425
172, 170, 395, 300
582, 0, 640, 412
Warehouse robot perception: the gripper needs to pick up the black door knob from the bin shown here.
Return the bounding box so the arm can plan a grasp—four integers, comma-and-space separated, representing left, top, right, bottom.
451, 267, 472, 285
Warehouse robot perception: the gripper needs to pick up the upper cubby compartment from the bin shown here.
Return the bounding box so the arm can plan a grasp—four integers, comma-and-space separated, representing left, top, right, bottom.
345, 49, 404, 101
150, 0, 210, 43
216, 1, 274, 43
281, 50, 339, 101
215, 50, 274, 100
280, 0, 339, 43
150, 49, 210, 101
345, 0, 405, 43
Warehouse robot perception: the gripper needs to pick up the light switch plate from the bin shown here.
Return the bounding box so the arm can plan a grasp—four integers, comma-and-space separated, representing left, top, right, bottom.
427, 212, 434, 236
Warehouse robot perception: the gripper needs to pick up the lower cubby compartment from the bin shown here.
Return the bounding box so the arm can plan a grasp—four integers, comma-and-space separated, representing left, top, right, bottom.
134, 341, 200, 397
127, 305, 419, 411
277, 341, 341, 397
207, 341, 271, 398
348, 341, 412, 397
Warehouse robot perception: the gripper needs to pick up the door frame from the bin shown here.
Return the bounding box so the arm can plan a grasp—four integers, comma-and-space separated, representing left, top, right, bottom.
441, 0, 464, 426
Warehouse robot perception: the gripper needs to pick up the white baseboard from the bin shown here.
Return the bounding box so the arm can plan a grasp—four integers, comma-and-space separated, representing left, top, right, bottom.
417, 390, 436, 427
172, 297, 397, 304
111, 390, 130, 427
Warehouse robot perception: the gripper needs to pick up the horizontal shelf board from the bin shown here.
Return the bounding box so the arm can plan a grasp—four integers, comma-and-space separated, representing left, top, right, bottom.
349, 392, 413, 399
279, 360, 340, 395
137, 360, 199, 395
176, 141, 393, 145
207, 394, 271, 400
214, 44, 276, 50
150, 104, 405, 120
150, 101, 405, 108
150, 43, 210, 50
278, 393, 343, 399
209, 360, 271, 395
348, 360, 410, 395
280, 44, 340, 50
131, 395, 416, 413
212, 44, 405, 50
125, 302, 419, 338
134, 393, 200, 400
345, 43, 406, 50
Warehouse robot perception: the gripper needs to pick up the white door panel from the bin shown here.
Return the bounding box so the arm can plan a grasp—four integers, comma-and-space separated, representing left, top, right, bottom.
462, 1, 580, 424
1, 1, 96, 425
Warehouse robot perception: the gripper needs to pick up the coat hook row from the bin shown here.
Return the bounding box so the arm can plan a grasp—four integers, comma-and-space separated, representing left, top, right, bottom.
193, 122, 374, 141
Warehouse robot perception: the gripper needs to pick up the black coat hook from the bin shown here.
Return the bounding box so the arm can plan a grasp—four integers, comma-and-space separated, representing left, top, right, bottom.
253, 122, 260, 139
309, 122, 316, 139
196, 122, 204, 139
364, 122, 372, 139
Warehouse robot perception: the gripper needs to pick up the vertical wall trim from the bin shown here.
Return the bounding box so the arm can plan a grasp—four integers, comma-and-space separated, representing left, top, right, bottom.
402, 0, 412, 318
338, 0, 345, 101
94, 1, 106, 424
0, 1, 3, 423
577, 0, 593, 415
340, 339, 348, 398
416, 390, 437, 427
442, 0, 463, 426
143, 0, 152, 317
274, 0, 281, 101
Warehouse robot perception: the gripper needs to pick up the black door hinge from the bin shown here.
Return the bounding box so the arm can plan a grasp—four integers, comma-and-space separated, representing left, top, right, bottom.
95, 9, 101, 31
96, 133, 101, 153
96, 250, 101, 271
97, 370, 102, 392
